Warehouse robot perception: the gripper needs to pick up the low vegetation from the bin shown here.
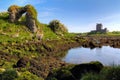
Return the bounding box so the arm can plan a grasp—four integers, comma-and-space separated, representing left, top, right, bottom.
81, 66, 120, 80
87, 31, 120, 36
48, 20, 68, 35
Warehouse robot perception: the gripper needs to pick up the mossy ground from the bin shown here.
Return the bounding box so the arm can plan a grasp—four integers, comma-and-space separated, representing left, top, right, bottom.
0, 12, 80, 80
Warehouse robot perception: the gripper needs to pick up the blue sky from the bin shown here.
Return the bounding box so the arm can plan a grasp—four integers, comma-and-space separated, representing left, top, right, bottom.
0, 0, 120, 32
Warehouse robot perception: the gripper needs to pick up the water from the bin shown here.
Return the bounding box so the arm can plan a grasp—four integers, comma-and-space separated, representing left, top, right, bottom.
63, 46, 120, 66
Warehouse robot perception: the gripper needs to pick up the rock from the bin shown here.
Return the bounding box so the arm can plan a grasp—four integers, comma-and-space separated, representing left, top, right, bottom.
36, 32, 43, 40
47, 68, 76, 80
70, 61, 103, 79
16, 57, 29, 67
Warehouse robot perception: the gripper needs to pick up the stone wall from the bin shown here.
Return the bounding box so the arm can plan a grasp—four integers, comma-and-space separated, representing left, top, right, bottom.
8, 5, 37, 33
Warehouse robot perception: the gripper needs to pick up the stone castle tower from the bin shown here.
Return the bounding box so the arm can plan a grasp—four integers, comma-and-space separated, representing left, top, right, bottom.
96, 24, 103, 31
90, 23, 108, 33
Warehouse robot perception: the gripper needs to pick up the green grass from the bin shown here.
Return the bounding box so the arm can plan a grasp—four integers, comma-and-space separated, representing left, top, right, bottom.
0, 69, 43, 80
0, 17, 32, 43
0, 13, 76, 43
0, 14, 58, 43
39, 23, 58, 40
0, 7, 80, 80
81, 66, 120, 80
86, 31, 120, 36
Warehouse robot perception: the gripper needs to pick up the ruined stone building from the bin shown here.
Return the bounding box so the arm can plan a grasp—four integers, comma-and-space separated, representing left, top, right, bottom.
8, 5, 38, 33
91, 23, 108, 33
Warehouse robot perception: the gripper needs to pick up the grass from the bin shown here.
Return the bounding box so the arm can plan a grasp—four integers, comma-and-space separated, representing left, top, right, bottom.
0, 12, 76, 43
0, 6, 81, 80
39, 23, 58, 40
81, 66, 120, 80
86, 31, 120, 37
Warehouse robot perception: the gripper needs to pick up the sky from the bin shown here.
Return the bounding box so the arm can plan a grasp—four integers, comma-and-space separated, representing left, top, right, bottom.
0, 0, 120, 33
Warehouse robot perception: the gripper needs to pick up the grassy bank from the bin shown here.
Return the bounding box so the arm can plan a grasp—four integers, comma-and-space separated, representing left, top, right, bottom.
81, 66, 120, 80
0, 11, 83, 80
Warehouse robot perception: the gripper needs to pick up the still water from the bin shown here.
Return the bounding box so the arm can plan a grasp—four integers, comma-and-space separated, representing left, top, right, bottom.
63, 46, 120, 66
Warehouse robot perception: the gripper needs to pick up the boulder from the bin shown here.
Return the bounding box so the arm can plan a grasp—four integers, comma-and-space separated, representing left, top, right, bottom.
16, 57, 29, 67
70, 61, 103, 79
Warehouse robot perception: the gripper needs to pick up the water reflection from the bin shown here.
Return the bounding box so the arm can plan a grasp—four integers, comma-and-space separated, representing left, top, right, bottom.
63, 46, 120, 66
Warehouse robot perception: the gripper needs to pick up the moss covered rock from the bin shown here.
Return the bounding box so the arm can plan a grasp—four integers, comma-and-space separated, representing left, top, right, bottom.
16, 57, 29, 67
70, 61, 103, 79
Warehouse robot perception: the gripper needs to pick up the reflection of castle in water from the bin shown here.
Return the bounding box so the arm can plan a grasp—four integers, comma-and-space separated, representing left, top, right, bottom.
91, 23, 108, 33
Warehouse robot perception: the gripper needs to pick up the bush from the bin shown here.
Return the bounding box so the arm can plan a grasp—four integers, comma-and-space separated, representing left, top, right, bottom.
0, 12, 9, 20
81, 66, 120, 80
1, 69, 18, 80
48, 20, 68, 34
104, 66, 120, 80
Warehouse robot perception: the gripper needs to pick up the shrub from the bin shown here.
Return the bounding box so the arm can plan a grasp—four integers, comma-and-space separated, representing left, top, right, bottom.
1, 69, 18, 80
81, 66, 120, 80
48, 20, 68, 34
0, 12, 9, 20
104, 66, 120, 80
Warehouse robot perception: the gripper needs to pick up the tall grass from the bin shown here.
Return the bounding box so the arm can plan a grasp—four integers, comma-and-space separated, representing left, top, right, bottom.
81, 66, 120, 80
